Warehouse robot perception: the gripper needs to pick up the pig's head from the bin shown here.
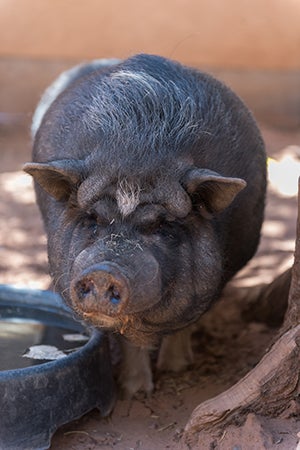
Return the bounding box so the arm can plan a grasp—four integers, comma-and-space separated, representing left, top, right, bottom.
25, 158, 245, 346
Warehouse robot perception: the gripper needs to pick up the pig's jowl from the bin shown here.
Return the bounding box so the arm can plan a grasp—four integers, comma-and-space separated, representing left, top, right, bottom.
24, 54, 266, 396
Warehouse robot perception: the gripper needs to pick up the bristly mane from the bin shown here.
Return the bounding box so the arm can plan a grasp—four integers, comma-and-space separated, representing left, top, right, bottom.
35, 54, 238, 180
79, 55, 217, 171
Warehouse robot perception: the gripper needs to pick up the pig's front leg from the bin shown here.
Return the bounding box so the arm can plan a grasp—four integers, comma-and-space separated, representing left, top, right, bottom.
119, 339, 154, 398
157, 326, 195, 372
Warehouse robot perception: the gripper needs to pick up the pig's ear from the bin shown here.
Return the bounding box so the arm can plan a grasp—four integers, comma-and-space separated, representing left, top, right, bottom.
23, 160, 83, 201
182, 168, 246, 218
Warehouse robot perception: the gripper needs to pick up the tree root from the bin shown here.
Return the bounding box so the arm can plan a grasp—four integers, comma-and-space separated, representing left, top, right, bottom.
184, 325, 300, 446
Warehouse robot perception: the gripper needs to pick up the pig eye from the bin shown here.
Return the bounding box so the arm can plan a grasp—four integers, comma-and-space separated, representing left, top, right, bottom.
136, 208, 177, 235
83, 211, 109, 228
139, 218, 166, 235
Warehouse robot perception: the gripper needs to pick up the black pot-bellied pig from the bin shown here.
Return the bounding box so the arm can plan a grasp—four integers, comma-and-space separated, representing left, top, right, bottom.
24, 54, 266, 397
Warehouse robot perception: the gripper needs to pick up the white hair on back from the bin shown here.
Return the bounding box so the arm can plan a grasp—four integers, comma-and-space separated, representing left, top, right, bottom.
81, 66, 201, 157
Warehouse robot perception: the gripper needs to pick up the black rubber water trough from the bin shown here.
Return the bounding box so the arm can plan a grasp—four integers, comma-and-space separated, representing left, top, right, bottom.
0, 284, 116, 450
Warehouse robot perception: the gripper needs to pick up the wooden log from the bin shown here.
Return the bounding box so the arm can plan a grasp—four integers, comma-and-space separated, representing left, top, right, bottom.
184, 325, 300, 445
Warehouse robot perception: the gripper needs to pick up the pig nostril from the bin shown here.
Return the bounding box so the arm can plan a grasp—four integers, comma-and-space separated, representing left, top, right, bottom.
76, 278, 122, 306
73, 264, 129, 313
108, 285, 121, 305
77, 278, 95, 300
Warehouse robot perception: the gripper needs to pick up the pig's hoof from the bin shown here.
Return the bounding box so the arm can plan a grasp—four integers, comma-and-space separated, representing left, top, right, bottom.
119, 371, 154, 399
119, 340, 154, 398
157, 330, 194, 372
157, 353, 193, 373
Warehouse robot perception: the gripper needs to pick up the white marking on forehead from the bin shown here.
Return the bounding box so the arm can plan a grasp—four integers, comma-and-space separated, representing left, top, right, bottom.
116, 180, 141, 217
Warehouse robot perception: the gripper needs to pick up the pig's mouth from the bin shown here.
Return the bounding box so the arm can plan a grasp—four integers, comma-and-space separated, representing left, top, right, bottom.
80, 310, 120, 329
70, 297, 158, 344
70, 296, 198, 347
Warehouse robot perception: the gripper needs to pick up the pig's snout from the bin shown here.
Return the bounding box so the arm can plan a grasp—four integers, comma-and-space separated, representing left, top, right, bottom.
71, 263, 130, 316
70, 250, 162, 321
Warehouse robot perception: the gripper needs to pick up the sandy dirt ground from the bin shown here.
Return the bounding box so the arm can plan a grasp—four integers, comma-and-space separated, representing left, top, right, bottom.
0, 117, 300, 449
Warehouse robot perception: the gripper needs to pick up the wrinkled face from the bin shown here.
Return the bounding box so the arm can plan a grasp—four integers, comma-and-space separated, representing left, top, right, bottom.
25, 156, 246, 346
68, 196, 198, 343
54, 185, 220, 346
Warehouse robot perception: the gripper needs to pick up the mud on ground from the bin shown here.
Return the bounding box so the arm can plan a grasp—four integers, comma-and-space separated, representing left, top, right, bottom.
0, 118, 300, 449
